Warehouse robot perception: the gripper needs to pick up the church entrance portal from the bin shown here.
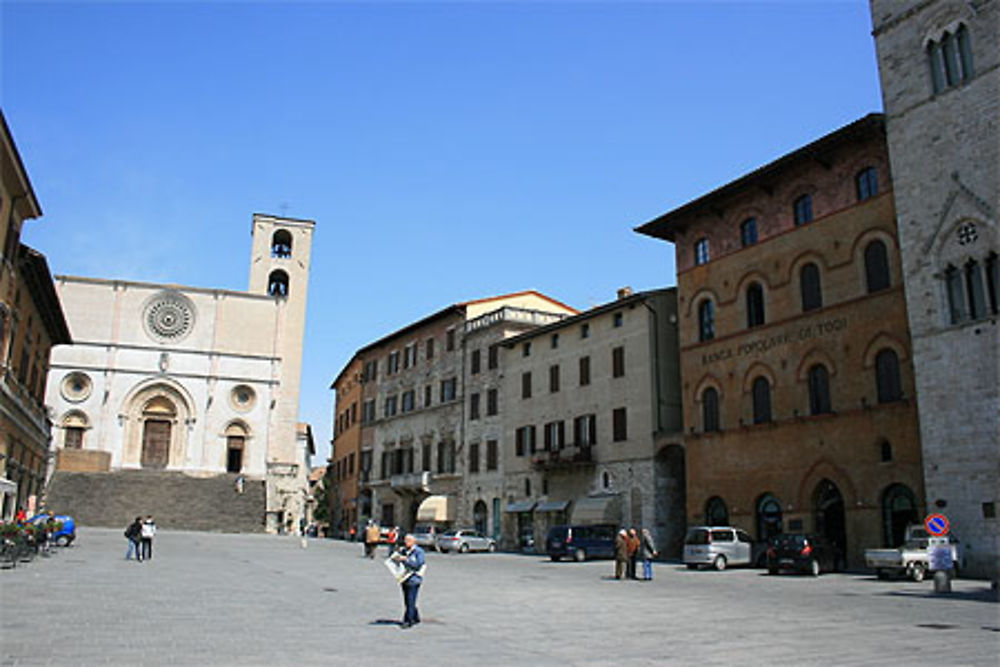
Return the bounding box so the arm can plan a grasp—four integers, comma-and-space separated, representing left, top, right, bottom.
141, 420, 171, 469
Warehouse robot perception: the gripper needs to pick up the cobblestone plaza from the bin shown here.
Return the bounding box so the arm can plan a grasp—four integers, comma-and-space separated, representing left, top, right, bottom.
2, 529, 997, 665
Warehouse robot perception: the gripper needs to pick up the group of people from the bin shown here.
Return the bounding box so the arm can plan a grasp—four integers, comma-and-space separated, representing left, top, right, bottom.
614, 527, 658, 580
124, 515, 157, 562
362, 520, 404, 559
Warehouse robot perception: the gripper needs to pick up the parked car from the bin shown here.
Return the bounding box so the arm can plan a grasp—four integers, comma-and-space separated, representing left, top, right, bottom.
413, 524, 444, 551
864, 525, 964, 581
683, 526, 753, 570
545, 524, 617, 562
27, 514, 76, 546
436, 529, 497, 553
766, 533, 838, 576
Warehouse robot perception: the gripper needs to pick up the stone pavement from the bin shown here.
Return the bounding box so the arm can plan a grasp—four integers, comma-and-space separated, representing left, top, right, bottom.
1, 528, 997, 666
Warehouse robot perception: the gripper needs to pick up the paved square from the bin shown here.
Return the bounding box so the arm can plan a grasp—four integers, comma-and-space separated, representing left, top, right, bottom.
2, 528, 997, 665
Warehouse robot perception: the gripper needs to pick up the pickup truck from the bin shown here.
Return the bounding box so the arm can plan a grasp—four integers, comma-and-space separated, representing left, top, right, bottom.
864, 525, 963, 581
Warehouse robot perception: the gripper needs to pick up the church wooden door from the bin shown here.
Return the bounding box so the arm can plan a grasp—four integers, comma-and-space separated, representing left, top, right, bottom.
141, 419, 171, 469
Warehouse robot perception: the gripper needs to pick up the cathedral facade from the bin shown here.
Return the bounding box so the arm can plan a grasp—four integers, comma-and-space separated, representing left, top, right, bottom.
44, 213, 314, 533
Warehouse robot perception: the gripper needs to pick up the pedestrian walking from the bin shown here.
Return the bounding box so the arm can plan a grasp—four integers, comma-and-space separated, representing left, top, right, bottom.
627, 528, 640, 580
390, 534, 426, 628
364, 520, 380, 559
140, 515, 156, 561
386, 527, 398, 556
124, 517, 143, 561
640, 528, 658, 580
614, 529, 628, 580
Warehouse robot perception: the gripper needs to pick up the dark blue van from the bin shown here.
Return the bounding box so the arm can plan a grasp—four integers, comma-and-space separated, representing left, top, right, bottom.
545, 524, 617, 562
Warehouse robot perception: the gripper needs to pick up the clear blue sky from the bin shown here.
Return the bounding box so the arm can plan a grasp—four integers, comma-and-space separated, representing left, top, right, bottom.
2, 1, 881, 463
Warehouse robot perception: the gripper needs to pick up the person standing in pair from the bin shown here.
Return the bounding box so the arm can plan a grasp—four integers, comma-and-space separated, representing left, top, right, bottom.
364, 521, 380, 559
140, 515, 156, 561
391, 534, 426, 629
125, 517, 143, 561
640, 528, 658, 580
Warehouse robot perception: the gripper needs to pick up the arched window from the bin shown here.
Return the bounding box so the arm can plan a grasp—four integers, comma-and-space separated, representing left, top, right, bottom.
986, 252, 999, 315
881, 484, 918, 547
875, 349, 902, 403
793, 194, 813, 225
756, 494, 783, 542
740, 218, 758, 247
864, 240, 891, 293
807, 364, 832, 415
751, 377, 771, 424
698, 300, 715, 342
702, 387, 719, 433
268, 270, 290, 298
800, 263, 822, 312
856, 167, 879, 201
271, 230, 292, 258
964, 259, 987, 320
746, 283, 765, 328
944, 264, 966, 323
705, 496, 729, 527
928, 24, 973, 93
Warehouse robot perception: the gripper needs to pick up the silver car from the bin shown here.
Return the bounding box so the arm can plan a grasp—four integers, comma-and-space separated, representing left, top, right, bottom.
436, 529, 497, 554
413, 524, 442, 551
683, 526, 753, 570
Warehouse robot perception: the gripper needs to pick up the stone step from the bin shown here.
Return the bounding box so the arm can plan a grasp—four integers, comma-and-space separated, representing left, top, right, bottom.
45, 470, 266, 533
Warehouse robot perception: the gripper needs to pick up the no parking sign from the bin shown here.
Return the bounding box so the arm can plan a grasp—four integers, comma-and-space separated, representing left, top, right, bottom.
924, 513, 949, 536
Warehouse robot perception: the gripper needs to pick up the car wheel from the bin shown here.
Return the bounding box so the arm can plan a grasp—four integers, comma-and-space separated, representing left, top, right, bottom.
910, 563, 926, 582
573, 548, 586, 563
713, 555, 727, 571
55, 535, 71, 547
459, 543, 470, 554
488, 543, 497, 553
809, 559, 821, 577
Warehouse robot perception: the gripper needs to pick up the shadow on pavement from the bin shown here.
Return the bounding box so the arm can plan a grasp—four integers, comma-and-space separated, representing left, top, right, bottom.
881, 589, 1000, 604
370, 618, 403, 627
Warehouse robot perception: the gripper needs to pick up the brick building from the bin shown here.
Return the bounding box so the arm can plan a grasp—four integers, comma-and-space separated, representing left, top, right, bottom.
637, 115, 926, 569
870, 0, 998, 580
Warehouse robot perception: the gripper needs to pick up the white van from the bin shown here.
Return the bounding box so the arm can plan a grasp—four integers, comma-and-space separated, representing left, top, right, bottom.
683, 526, 754, 570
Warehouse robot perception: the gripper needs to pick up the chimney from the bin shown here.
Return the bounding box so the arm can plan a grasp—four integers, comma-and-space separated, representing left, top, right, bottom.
617, 286, 634, 300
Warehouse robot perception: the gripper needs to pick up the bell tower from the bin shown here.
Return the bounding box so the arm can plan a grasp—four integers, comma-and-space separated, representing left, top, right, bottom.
248, 213, 315, 531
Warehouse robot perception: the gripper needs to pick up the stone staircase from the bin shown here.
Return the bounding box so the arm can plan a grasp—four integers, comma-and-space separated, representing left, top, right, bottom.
45, 470, 266, 533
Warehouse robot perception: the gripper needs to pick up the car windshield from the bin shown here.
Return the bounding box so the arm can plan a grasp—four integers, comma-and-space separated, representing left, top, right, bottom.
685, 528, 710, 545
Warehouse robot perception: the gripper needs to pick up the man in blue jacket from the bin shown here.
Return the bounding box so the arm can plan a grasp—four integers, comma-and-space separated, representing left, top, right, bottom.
391, 533, 426, 628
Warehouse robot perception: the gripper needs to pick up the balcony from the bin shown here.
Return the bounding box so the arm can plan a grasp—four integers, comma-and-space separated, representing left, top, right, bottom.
390, 471, 431, 492
531, 446, 595, 471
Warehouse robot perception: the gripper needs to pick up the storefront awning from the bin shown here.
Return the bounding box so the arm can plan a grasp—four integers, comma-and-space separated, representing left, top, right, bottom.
535, 499, 570, 513
505, 500, 536, 513
570, 494, 622, 525
0, 477, 15, 495
415, 495, 456, 522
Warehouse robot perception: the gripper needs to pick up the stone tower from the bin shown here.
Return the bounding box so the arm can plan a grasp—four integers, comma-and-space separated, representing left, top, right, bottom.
248, 213, 315, 532
869, 1, 998, 580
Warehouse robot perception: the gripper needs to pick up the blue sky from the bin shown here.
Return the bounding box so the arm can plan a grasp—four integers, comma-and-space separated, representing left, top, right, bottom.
2, 1, 881, 462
